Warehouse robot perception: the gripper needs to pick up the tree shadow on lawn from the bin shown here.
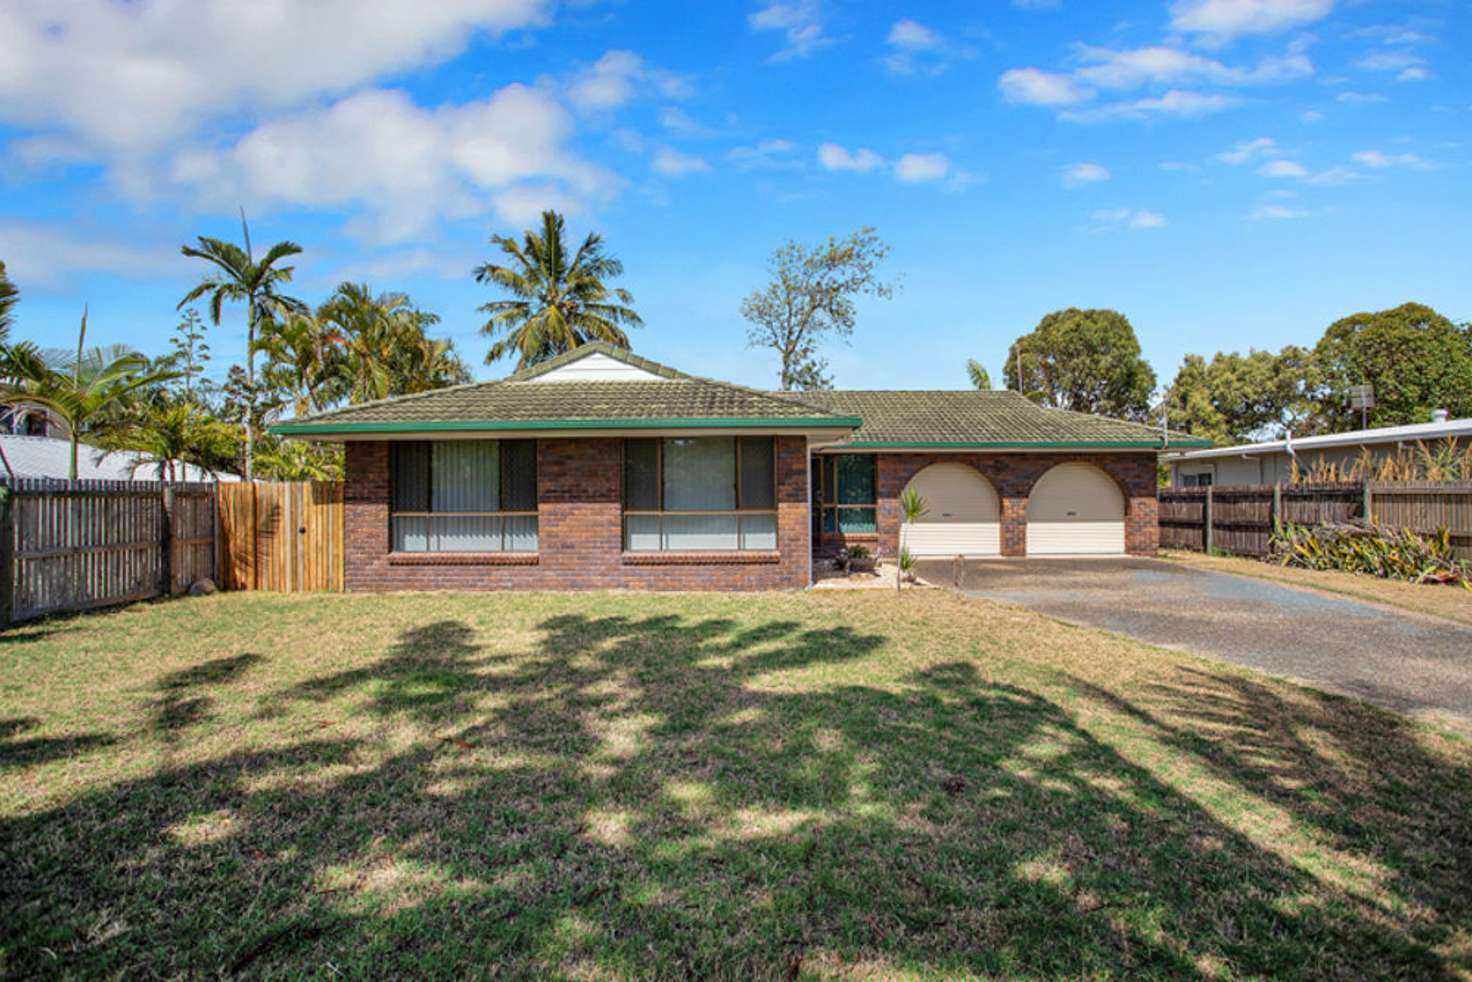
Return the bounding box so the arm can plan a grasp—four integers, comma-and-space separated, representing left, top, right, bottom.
1067, 666, 1472, 973
3, 612, 1470, 977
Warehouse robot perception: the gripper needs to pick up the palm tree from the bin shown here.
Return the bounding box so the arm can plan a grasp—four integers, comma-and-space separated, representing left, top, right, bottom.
0, 308, 178, 479
475, 209, 642, 369
318, 283, 412, 403
105, 403, 238, 481
256, 312, 346, 418
0, 260, 17, 340
966, 359, 991, 390
393, 322, 470, 394
178, 212, 304, 479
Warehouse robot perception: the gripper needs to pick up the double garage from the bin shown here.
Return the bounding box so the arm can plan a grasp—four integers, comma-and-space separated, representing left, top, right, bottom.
899, 460, 1127, 557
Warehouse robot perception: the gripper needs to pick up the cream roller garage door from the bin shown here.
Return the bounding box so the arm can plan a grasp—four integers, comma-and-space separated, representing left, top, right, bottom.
900, 463, 1001, 557
1025, 462, 1125, 555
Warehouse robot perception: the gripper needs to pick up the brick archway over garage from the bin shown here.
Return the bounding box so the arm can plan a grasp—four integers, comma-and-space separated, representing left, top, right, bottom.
873, 452, 1159, 559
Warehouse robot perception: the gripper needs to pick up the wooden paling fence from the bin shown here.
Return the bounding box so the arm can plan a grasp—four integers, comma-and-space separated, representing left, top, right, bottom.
1160, 480, 1472, 561
0, 479, 346, 627
216, 481, 344, 592
0, 479, 218, 625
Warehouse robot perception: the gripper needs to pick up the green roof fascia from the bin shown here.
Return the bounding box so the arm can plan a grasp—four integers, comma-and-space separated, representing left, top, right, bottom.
271, 415, 864, 436
830, 438, 1215, 450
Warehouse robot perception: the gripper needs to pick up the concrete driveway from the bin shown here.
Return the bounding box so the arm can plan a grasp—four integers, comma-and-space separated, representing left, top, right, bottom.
916, 556, 1472, 730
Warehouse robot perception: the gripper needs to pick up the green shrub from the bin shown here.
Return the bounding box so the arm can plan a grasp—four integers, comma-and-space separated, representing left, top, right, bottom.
1267, 522, 1471, 589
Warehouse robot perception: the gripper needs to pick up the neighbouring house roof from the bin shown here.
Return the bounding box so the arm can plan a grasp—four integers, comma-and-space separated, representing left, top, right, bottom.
0, 434, 238, 482
1166, 415, 1472, 463
270, 343, 861, 437
787, 390, 1209, 450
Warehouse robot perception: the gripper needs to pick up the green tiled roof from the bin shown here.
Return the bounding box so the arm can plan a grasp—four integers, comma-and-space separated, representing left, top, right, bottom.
270, 344, 856, 435
783, 390, 1212, 448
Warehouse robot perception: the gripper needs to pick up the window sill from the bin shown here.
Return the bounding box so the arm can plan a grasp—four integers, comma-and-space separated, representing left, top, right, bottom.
388, 552, 539, 567
621, 551, 780, 566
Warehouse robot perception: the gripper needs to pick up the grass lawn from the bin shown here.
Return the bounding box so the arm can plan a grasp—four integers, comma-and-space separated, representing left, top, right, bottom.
1161, 549, 1472, 627
3, 590, 1471, 978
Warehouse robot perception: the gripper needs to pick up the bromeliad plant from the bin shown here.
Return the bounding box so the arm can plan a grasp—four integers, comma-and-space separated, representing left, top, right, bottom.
1268, 521, 1471, 589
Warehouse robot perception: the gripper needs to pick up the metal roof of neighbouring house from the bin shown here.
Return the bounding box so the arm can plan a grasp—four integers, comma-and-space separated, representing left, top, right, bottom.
786, 390, 1210, 449
270, 343, 862, 437
1166, 414, 1472, 462
0, 435, 239, 482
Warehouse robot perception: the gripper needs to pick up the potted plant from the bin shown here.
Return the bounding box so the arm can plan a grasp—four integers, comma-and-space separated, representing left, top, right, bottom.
845, 544, 876, 574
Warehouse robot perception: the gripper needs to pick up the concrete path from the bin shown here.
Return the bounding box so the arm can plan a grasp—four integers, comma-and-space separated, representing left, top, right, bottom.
917, 556, 1472, 730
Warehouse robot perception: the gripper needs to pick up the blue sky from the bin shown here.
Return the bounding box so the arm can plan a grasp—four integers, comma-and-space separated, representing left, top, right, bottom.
1, 0, 1467, 394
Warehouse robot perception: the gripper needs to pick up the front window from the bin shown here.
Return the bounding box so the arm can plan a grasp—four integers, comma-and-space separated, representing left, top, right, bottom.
390, 440, 538, 552
815, 455, 876, 534
623, 437, 777, 551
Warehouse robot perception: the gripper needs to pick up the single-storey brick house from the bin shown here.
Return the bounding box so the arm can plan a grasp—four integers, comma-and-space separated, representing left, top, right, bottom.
272, 344, 1208, 591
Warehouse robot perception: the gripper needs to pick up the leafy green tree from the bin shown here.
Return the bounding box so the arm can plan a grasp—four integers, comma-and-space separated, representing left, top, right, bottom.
1312, 302, 1472, 430
1003, 308, 1156, 421
252, 435, 344, 481
966, 359, 991, 390
0, 260, 17, 339
742, 227, 894, 390
475, 210, 641, 369
178, 213, 305, 479
1163, 346, 1318, 444
0, 309, 177, 479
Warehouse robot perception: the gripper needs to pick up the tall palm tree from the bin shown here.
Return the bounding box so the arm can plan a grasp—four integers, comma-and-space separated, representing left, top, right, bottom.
178, 212, 304, 479
966, 359, 991, 390
474, 210, 641, 369
0, 260, 18, 340
318, 283, 411, 403
0, 309, 177, 479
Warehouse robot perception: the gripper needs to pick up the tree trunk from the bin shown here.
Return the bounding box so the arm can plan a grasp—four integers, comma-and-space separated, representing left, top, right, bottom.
244, 291, 255, 481
69, 432, 79, 481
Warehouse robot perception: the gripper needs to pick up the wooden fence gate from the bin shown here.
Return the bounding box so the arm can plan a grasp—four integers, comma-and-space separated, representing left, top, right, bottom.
216, 481, 344, 592
0, 479, 217, 625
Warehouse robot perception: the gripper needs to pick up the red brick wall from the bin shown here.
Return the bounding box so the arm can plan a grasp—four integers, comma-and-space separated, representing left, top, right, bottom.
873, 452, 1160, 558
343, 437, 810, 592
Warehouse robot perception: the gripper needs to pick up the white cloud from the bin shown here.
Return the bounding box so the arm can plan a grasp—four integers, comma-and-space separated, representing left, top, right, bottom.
1169, 0, 1335, 44
1300, 109, 1325, 123
1215, 136, 1279, 165
1258, 159, 1308, 178
565, 50, 692, 114
1248, 203, 1309, 220
0, 0, 551, 157
999, 68, 1093, 106
168, 85, 614, 243
894, 152, 949, 183
1357, 48, 1426, 73
1012, 0, 1061, 9
1071, 45, 1312, 90
651, 146, 710, 177
749, 0, 833, 61
1336, 91, 1389, 105
887, 19, 939, 49
1305, 165, 1358, 186
0, 220, 177, 287
727, 139, 799, 169
1092, 208, 1167, 230
1061, 162, 1111, 187
657, 106, 714, 138
1397, 67, 1431, 83
882, 18, 957, 75
1352, 150, 1430, 169
1061, 90, 1238, 123
817, 142, 885, 173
